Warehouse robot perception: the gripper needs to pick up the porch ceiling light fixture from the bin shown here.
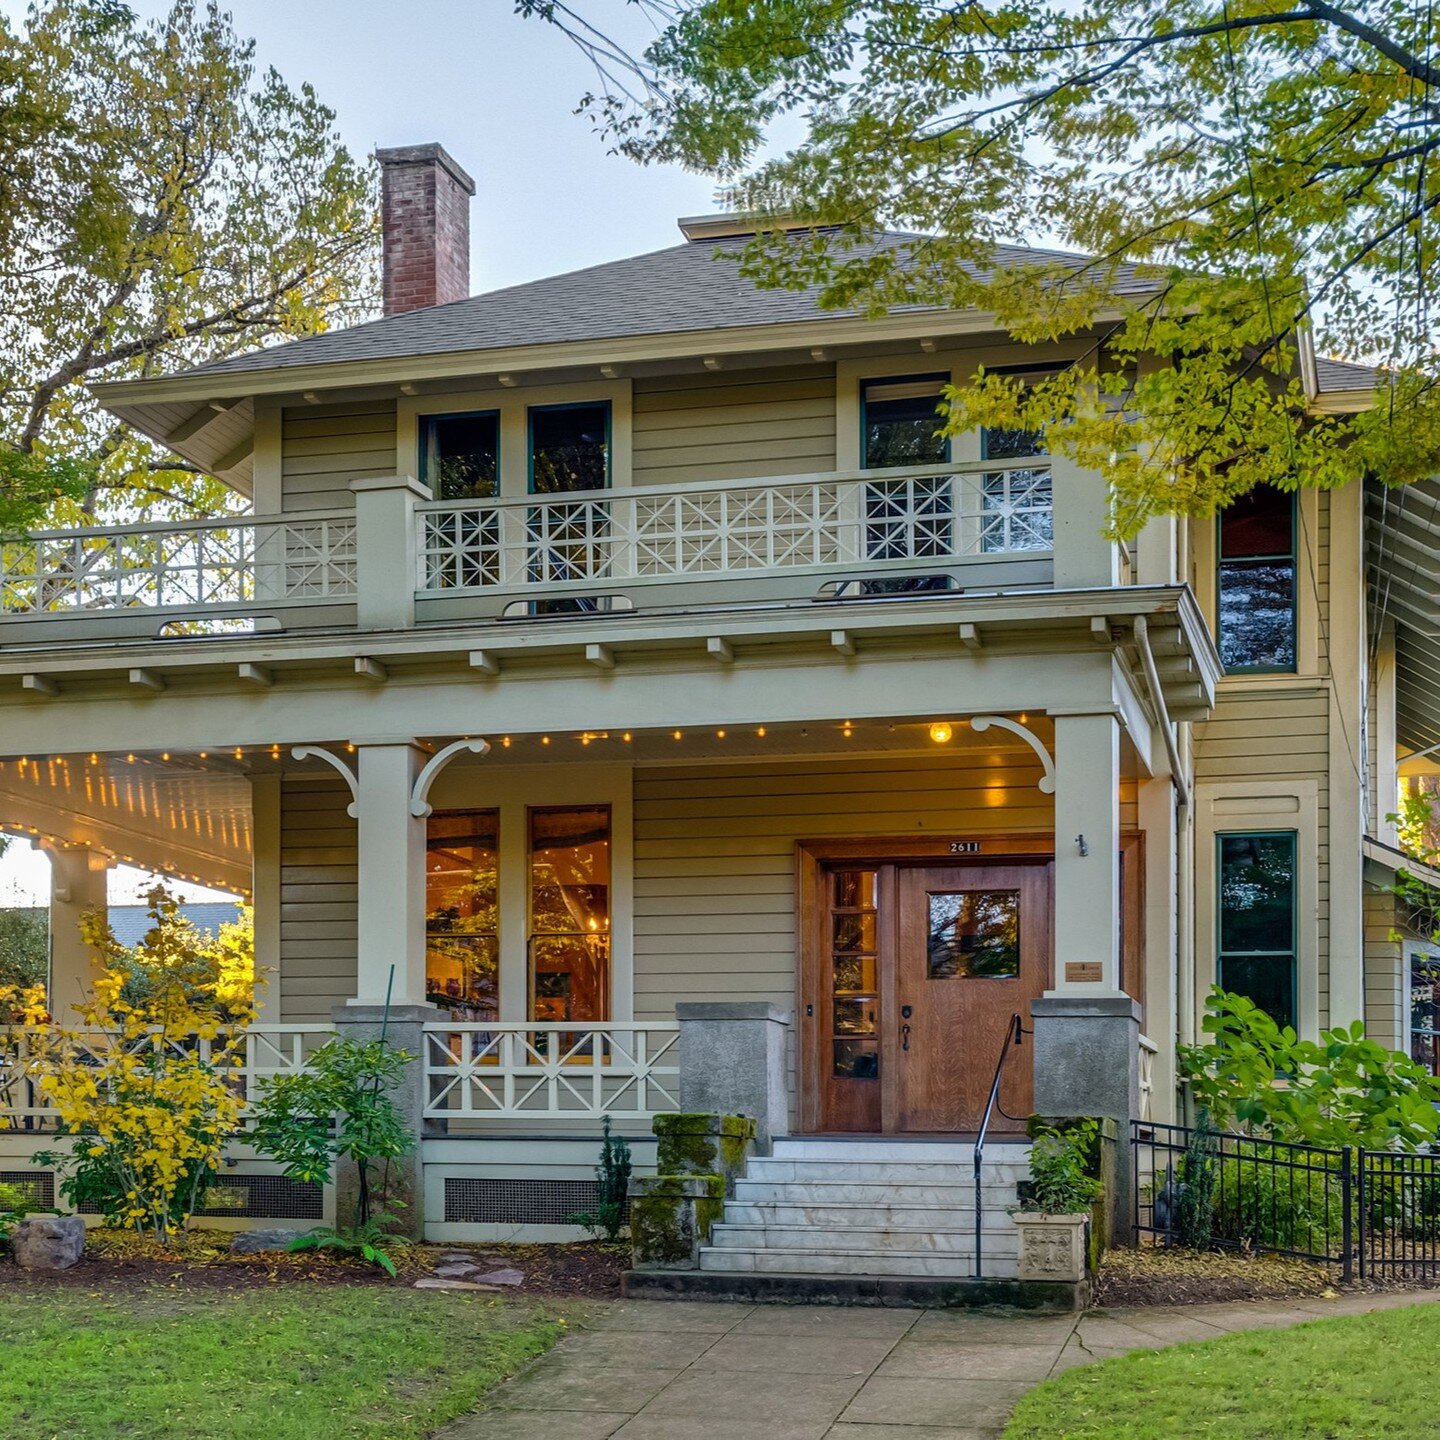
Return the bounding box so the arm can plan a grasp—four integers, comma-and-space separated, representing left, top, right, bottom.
928, 722, 954, 744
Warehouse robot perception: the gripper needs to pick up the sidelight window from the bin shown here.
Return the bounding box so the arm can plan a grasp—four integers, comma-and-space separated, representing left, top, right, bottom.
425, 810, 500, 1018
529, 806, 611, 1023
829, 869, 880, 1080
1217, 831, 1297, 1029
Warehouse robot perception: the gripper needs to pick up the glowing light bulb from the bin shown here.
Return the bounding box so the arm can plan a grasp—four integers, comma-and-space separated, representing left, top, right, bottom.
929, 722, 954, 744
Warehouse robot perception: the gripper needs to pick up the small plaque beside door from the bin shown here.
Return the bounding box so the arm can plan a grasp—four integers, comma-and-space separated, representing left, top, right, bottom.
1064, 961, 1103, 984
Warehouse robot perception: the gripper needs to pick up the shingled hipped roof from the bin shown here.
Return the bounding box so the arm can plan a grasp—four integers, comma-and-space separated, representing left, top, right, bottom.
177, 232, 1163, 381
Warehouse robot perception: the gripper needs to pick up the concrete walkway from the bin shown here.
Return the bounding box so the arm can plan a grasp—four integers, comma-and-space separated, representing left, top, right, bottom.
443, 1289, 1440, 1439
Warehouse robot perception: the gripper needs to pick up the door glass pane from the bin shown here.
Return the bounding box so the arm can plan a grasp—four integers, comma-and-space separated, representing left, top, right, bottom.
927, 890, 1020, 979
829, 868, 879, 1079
426, 810, 499, 1018
529, 806, 611, 1022
530, 403, 610, 493
422, 412, 499, 500
861, 375, 948, 468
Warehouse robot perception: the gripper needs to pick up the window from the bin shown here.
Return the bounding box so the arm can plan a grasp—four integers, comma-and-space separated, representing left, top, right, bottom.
1410, 946, 1440, 1075
1217, 832, 1297, 1029
829, 869, 879, 1080
926, 890, 1020, 979
421, 411, 500, 500
529, 806, 611, 1022
1217, 486, 1297, 672
861, 375, 949, 469
529, 402, 610, 494
426, 811, 500, 1018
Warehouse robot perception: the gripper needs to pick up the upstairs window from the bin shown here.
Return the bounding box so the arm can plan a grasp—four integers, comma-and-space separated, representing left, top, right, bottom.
529, 402, 611, 493
421, 411, 500, 500
1217, 831, 1297, 1030
1218, 486, 1297, 672
861, 375, 949, 469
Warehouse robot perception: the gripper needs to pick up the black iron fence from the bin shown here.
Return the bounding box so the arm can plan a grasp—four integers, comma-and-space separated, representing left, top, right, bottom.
1132, 1120, 1440, 1283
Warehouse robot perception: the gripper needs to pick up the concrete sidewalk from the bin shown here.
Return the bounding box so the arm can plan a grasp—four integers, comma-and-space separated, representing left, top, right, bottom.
442, 1289, 1440, 1439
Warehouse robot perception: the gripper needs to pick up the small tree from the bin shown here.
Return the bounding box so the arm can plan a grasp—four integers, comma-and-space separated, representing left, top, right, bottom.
1174, 1109, 1218, 1251
1181, 989, 1440, 1152
568, 1115, 633, 1242
31, 885, 257, 1241
249, 1036, 413, 1233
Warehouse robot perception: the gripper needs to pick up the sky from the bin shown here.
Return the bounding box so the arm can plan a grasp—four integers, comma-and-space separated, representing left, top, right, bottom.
113, 0, 722, 292
0, 1, 722, 908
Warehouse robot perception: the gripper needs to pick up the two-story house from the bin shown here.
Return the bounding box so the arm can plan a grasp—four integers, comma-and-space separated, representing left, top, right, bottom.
2, 142, 1435, 1286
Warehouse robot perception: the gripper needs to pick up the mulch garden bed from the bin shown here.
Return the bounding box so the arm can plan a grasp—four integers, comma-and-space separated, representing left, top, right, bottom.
1096, 1246, 1340, 1306
0, 1229, 628, 1298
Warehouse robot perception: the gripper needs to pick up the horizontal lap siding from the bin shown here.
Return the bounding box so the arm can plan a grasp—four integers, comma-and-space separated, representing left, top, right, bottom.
279, 776, 357, 1021
281, 400, 396, 512
631, 366, 836, 487
631, 751, 1057, 1020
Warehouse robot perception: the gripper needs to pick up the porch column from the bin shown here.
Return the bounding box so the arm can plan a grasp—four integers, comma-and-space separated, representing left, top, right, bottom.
1138, 774, 1179, 1124
353, 741, 428, 1008
1050, 454, 1121, 590
47, 844, 109, 1026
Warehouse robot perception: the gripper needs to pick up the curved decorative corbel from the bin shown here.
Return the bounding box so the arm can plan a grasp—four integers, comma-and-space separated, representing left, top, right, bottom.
291, 745, 361, 818
410, 738, 491, 818
970, 715, 1056, 794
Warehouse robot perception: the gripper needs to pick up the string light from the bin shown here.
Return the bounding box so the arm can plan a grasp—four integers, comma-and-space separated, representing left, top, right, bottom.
757, 727, 766, 737
929, 722, 954, 744
541, 736, 550, 746
716, 729, 726, 739
501, 736, 511, 748
622, 732, 632, 743
673, 730, 682, 741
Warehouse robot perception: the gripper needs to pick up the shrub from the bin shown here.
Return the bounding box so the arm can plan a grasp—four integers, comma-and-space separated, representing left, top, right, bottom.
24, 887, 255, 1241
250, 1034, 413, 1234
567, 1115, 632, 1241
1173, 1109, 1218, 1250
1022, 1119, 1104, 1215
1209, 1146, 1345, 1256
1181, 988, 1440, 1151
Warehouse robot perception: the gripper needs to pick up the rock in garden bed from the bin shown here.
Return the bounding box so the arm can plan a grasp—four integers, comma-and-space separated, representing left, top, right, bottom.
1096, 1245, 1336, 1306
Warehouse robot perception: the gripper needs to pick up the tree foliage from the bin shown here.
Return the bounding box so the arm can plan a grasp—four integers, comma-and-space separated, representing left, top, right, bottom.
1181, 988, 1440, 1150
524, 0, 1440, 533
0, 0, 378, 535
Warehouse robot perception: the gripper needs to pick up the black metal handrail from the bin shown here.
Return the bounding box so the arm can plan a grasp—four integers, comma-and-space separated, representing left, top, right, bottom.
973, 1011, 1025, 1280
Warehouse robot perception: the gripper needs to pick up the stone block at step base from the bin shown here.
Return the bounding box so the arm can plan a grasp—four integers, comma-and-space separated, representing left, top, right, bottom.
629, 1173, 725, 1270
229, 1228, 303, 1256
11, 1215, 86, 1271
652, 1113, 756, 1197
1013, 1212, 1090, 1284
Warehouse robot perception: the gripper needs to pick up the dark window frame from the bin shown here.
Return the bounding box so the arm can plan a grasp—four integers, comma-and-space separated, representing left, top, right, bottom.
527, 399, 613, 495
1409, 943, 1440, 1076
1216, 488, 1298, 675
1216, 829, 1299, 1030
419, 409, 501, 500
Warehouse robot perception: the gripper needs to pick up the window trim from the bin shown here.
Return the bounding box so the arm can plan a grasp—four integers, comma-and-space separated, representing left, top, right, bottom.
418, 408, 501, 499
859, 372, 951, 470
527, 399, 614, 495
1215, 828, 1299, 1030
1216, 488, 1299, 675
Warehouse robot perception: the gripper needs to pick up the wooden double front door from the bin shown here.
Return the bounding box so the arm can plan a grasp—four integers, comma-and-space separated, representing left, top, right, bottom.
800, 851, 1053, 1134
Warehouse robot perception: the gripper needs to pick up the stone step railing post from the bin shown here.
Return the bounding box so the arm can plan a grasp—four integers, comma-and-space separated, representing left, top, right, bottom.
675, 1001, 791, 1152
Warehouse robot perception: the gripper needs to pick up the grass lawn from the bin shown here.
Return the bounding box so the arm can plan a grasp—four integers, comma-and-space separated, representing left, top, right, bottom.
0, 1284, 571, 1440
1005, 1301, 1440, 1438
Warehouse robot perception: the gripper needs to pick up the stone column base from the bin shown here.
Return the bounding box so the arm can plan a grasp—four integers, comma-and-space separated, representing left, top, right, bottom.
675, 1002, 791, 1151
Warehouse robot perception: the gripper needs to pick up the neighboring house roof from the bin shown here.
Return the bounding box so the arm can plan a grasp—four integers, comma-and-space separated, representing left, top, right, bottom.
107, 902, 243, 949
1315, 355, 1379, 392
172, 232, 1162, 382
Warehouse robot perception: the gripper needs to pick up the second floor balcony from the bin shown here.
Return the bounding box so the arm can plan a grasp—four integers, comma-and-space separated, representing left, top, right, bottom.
0, 455, 1124, 647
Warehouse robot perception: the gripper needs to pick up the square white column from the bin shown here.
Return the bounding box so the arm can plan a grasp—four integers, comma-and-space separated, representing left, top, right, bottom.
1050, 711, 1122, 993
47, 844, 109, 1025
353, 742, 427, 1006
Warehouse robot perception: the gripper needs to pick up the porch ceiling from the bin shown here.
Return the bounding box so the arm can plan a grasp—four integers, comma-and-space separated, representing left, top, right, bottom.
1366, 477, 1440, 755
0, 751, 252, 893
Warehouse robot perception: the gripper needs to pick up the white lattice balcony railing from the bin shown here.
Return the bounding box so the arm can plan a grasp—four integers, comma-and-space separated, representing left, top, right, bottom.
0, 512, 357, 618
421, 1022, 681, 1122
0, 1024, 334, 1130
417, 459, 1054, 597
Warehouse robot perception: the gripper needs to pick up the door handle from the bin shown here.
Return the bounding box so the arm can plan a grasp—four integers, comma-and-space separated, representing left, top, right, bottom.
901, 1022, 911, 1052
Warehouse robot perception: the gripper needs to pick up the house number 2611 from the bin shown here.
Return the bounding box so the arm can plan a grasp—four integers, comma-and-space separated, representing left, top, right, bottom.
948, 841, 981, 854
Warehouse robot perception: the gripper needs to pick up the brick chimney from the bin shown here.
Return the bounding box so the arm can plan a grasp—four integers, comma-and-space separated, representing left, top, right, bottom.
376, 143, 476, 315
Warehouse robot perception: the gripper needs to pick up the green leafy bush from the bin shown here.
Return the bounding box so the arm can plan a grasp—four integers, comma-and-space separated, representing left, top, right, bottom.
288, 1212, 411, 1277
1210, 1148, 1345, 1256
1174, 1109, 1218, 1250
1023, 1119, 1104, 1215
567, 1114, 632, 1241
1181, 989, 1440, 1151
0, 1179, 37, 1249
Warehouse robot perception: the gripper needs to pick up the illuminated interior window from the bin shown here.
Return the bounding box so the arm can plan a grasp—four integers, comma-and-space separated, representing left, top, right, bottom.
425, 810, 499, 1019
529, 806, 611, 1022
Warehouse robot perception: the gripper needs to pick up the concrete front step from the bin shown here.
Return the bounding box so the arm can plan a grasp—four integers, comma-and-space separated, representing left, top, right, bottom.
770, 1138, 1029, 1162
711, 1221, 1018, 1254
746, 1158, 1027, 1185
721, 1204, 1019, 1233
698, 1246, 1018, 1279
733, 1180, 1019, 1207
